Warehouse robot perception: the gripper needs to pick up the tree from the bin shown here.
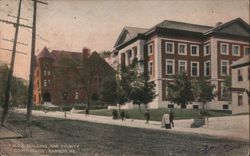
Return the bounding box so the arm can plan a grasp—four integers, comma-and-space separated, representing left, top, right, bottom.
222, 75, 232, 101
125, 59, 156, 118
192, 78, 216, 111
102, 77, 118, 105
167, 72, 193, 109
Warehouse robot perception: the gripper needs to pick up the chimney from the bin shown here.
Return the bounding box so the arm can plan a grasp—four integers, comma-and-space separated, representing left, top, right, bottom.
82, 47, 90, 60
215, 22, 223, 27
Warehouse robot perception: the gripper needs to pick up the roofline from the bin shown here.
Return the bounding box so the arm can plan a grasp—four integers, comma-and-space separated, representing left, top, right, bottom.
231, 62, 250, 68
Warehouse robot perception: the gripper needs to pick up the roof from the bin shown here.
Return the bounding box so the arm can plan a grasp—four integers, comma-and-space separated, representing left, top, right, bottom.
152, 20, 213, 33
50, 50, 83, 66
37, 47, 53, 59
231, 55, 250, 68
114, 18, 250, 49
114, 26, 148, 47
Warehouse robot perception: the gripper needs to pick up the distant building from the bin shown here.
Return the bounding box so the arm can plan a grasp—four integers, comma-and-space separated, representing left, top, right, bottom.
34, 47, 115, 105
231, 55, 250, 114
113, 18, 250, 110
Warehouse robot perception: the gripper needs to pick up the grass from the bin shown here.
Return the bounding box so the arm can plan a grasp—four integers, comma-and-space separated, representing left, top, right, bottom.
89, 108, 232, 121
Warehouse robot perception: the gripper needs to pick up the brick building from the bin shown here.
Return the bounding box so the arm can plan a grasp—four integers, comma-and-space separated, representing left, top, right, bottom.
113, 18, 250, 110
34, 47, 115, 105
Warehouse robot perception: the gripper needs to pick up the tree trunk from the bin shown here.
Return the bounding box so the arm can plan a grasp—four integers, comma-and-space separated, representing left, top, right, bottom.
139, 104, 141, 119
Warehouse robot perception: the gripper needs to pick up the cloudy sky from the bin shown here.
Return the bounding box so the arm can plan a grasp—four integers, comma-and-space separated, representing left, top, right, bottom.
0, 0, 249, 79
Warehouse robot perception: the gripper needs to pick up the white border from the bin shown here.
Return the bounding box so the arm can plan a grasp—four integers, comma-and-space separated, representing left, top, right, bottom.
190, 44, 199, 56
232, 44, 240, 56
178, 43, 187, 55
190, 61, 200, 77
220, 60, 229, 76
204, 44, 210, 56
148, 43, 153, 55
165, 41, 175, 54
178, 60, 187, 73
220, 43, 229, 55
166, 59, 175, 75
204, 60, 211, 76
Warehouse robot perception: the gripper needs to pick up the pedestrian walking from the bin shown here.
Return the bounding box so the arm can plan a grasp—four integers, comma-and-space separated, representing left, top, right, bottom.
169, 110, 174, 127
64, 111, 67, 118
144, 109, 150, 124
85, 108, 89, 117
120, 110, 125, 121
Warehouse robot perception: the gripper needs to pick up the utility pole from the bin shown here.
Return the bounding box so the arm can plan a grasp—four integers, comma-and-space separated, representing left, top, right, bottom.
0, 0, 23, 127
26, 0, 47, 137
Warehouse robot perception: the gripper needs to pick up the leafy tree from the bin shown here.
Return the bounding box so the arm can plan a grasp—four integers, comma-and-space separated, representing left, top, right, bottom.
124, 59, 156, 118
192, 78, 216, 111
167, 72, 193, 109
222, 75, 232, 100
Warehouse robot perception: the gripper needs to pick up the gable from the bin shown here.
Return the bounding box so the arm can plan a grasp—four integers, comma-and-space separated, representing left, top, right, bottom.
115, 30, 129, 47
219, 23, 250, 37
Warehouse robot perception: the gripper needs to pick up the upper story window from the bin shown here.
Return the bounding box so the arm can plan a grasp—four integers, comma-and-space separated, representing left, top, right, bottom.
244, 47, 250, 55
148, 43, 153, 55
221, 60, 229, 76
166, 59, 175, 75
191, 61, 199, 77
178, 60, 187, 73
44, 80, 47, 87
204, 44, 210, 56
44, 70, 47, 76
75, 91, 79, 100
238, 69, 243, 81
48, 70, 51, 76
220, 43, 229, 55
148, 61, 153, 76
178, 43, 187, 55
238, 94, 243, 106
165, 42, 174, 54
190, 45, 199, 56
232, 45, 240, 56
204, 60, 210, 76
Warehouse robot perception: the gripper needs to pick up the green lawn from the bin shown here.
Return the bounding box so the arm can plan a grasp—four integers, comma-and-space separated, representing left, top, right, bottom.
89, 108, 232, 121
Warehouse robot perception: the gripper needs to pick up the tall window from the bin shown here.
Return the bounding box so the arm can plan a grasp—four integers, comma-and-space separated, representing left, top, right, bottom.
166, 59, 175, 75
148, 43, 153, 55
245, 47, 250, 55
232, 45, 240, 56
204, 44, 210, 56
75, 91, 79, 100
178, 60, 187, 73
204, 61, 210, 76
190, 45, 199, 56
221, 60, 229, 76
191, 62, 199, 76
44, 80, 47, 87
165, 42, 174, 54
178, 43, 187, 55
44, 70, 47, 76
221, 43, 229, 55
148, 61, 153, 75
238, 69, 243, 81
238, 94, 243, 106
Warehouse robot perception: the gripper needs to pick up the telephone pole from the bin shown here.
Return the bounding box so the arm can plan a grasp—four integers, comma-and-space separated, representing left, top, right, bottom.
26, 0, 47, 137
1, 0, 23, 127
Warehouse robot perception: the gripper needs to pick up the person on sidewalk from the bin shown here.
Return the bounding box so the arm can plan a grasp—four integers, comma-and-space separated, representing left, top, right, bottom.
169, 110, 174, 127
120, 110, 125, 121
144, 109, 150, 124
85, 108, 89, 117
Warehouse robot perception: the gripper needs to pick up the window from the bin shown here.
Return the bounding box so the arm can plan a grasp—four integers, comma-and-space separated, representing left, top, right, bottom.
221, 60, 229, 76
244, 47, 250, 55
238, 69, 243, 81
148, 43, 153, 55
133, 47, 137, 58
204, 44, 210, 56
75, 92, 79, 100
178, 60, 187, 73
148, 61, 153, 75
191, 62, 199, 76
248, 67, 250, 80
44, 70, 47, 76
204, 61, 210, 76
238, 94, 243, 106
232, 45, 240, 56
44, 80, 47, 87
165, 42, 174, 54
48, 79, 51, 85
94, 77, 98, 82
48, 70, 51, 76
99, 77, 102, 82
220, 43, 229, 55
190, 45, 199, 56
178, 43, 187, 55
166, 59, 175, 75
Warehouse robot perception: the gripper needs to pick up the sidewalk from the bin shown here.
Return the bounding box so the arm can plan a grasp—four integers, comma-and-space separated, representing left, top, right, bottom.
15, 109, 249, 142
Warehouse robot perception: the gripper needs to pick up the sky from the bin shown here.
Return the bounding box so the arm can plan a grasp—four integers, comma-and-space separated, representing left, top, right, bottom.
0, 0, 249, 79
